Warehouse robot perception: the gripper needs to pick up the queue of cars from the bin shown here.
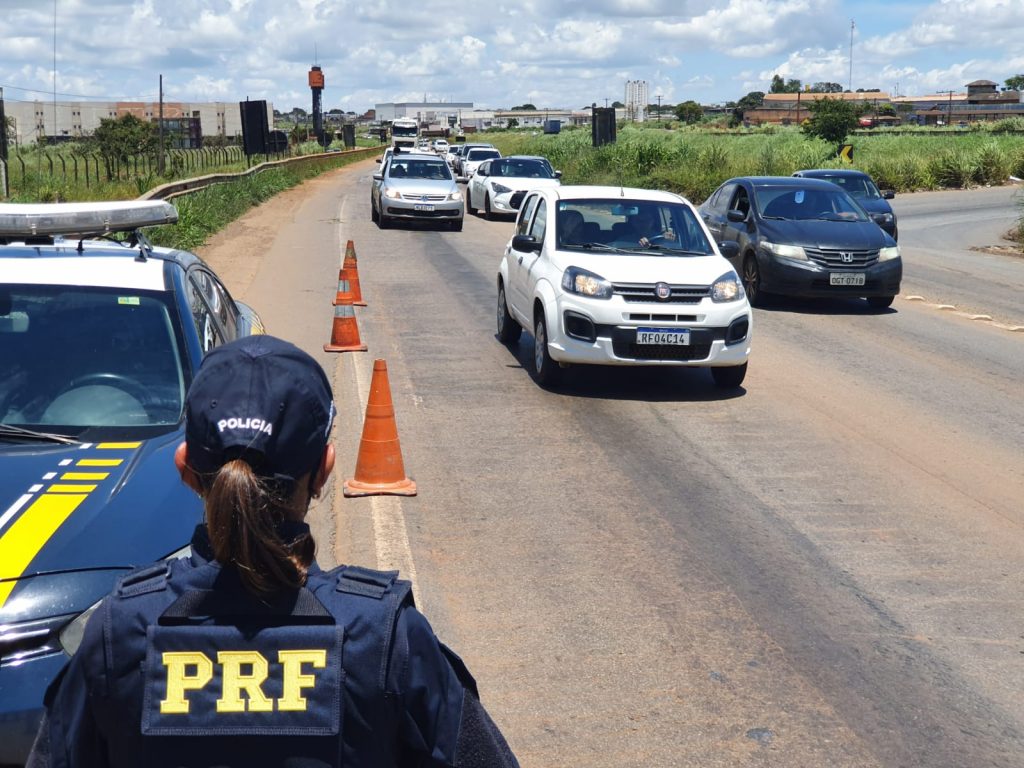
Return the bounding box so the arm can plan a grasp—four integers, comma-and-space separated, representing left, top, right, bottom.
0, 200, 264, 763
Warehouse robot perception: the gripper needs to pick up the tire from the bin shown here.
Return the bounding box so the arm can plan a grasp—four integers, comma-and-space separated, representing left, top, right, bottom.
867, 295, 895, 309
484, 193, 493, 220
496, 282, 522, 345
742, 254, 767, 307
466, 187, 478, 215
711, 362, 747, 389
532, 312, 560, 386
370, 201, 379, 223
379, 212, 390, 229
450, 218, 463, 232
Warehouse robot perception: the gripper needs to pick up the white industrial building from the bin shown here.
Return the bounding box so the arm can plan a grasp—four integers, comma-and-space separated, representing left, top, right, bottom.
375, 102, 473, 126
1, 98, 272, 147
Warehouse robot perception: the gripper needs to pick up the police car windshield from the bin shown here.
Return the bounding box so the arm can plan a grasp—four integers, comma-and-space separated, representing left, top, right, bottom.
0, 285, 187, 436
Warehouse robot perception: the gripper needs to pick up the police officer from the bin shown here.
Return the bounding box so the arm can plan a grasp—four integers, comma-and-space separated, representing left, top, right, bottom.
29, 335, 519, 768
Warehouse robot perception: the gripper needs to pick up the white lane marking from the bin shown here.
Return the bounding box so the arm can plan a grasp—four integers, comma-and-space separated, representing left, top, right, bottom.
342, 226, 420, 601
28, 484, 42, 493
0, 494, 33, 535
59, 459, 72, 466
42, 472, 56, 480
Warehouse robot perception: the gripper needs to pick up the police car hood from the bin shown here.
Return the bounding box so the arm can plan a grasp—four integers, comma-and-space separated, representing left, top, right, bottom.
0, 431, 201, 605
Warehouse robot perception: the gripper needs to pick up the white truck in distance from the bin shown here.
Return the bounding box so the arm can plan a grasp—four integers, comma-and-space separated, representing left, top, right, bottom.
390, 118, 419, 150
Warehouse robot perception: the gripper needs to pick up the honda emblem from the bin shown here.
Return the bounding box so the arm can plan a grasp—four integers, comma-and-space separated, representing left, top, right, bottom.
840, 251, 854, 263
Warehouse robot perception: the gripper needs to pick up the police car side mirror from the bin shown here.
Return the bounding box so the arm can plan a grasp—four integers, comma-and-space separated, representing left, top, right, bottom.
373, 173, 383, 181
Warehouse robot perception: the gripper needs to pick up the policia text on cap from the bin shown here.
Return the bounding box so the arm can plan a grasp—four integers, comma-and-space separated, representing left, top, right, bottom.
28, 335, 519, 768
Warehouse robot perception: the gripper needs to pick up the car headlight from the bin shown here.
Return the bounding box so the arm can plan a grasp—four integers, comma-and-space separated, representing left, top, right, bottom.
384, 188, 402, 200
58, 600, 101, 656
492, 183, 513, 195
872, 212, 894, 225
879, 245, 900, 262
761, 241, 807, 260
448, 189, 463, 201
58, 543, 192, 656
561, 266, 613, 299
710, 271, 746, 303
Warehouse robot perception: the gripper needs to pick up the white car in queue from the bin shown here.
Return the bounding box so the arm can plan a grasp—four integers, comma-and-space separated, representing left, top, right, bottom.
371, 152, 464, 231
467, 156, 562, 219
496, 186, 752, 388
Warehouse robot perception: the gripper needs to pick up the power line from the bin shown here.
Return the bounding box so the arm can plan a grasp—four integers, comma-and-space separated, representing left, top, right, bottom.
0, 82, 157, 101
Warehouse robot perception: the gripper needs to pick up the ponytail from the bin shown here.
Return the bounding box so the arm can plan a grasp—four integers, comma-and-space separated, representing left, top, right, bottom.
202, 459, 315, 596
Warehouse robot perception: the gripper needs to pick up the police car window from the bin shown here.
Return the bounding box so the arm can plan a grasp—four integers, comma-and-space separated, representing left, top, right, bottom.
186, 271, 226, 353
529, 200, 548, 243
516, 194, 539, 236
203, 271, 238, 340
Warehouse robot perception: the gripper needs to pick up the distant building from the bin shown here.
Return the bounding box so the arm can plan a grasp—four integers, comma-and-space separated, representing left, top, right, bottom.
625, 80, 649, 122
744, 91, 891, 126
893, 80, 1024, 125
1, 99, 268, 147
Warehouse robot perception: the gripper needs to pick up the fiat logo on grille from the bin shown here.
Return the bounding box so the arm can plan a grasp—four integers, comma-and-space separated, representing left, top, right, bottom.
840, 251, 854, 263
655, 282, 671, 300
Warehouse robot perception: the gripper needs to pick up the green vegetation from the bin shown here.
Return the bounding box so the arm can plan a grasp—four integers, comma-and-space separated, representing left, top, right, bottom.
474, 124, 1024, 205
802, 99, 859, 145
146, 151, 374, 251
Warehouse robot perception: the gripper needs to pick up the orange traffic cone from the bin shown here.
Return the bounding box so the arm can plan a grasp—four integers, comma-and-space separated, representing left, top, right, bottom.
323, 292, 367, 353
343, 359, 417, 497
343, 240, 367, 306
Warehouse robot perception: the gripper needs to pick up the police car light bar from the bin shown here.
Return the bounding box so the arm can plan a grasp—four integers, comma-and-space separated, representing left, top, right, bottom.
0, 200, 178, 237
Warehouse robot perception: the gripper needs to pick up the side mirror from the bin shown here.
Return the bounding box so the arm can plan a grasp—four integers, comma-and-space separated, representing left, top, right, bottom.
375, 157, 382, 163
717, 240, 740, 260
512, 234, 542, 253
882, 190, 895, 200
372, 173, 383, 181
457, 176, 468, 184
554, 170, 563, 179
726, 209, 747, 222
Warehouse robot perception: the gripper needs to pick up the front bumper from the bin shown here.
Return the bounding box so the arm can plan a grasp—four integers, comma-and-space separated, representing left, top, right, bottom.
0, 651, 68, 763
546, 294, 752, 367
383, 199, 463, 220
760, 254, 902, 298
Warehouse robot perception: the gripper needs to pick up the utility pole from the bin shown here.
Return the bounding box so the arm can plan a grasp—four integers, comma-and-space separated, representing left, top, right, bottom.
848, 19, 855, 92
158, 75, 165, 175
657, 94, 662, 121
937, 90, 955, 126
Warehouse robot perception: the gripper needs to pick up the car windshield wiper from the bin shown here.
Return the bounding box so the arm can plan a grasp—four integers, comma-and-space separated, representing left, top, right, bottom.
0, 423, 81, 445
569, 242, 636, 254
642, 245, 712, 256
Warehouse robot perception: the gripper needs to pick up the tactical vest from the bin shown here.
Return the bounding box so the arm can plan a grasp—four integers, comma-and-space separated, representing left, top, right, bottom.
91, 559, 413, 768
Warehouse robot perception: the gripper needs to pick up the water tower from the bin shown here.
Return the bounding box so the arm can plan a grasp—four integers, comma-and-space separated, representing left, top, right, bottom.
309, 66, 325, 144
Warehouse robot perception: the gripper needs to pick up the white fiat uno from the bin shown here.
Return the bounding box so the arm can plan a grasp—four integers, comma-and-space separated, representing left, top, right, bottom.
496, 186, 752, 388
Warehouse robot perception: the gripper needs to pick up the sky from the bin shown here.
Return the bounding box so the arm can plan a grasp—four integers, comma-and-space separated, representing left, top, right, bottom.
1, 0, 1023, 115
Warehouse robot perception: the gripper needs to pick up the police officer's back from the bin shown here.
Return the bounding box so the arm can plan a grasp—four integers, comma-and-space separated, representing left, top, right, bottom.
28, 335, 518, 768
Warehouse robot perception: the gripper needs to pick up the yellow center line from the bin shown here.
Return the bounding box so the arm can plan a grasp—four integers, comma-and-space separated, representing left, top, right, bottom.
77, 459, 123, 467
61, 472, 110, 481
97, 442, 142, 450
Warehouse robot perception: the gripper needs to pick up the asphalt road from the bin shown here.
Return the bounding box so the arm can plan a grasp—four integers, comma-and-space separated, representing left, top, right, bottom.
198, 163, 1024, 768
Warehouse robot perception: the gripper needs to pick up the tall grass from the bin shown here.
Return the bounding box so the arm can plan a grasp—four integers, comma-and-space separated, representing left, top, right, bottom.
479, 124, 1024, 204
147, 153, 368, 251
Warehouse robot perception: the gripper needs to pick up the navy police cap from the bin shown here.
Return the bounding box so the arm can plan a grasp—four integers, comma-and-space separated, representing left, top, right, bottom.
185, 335, 336, 484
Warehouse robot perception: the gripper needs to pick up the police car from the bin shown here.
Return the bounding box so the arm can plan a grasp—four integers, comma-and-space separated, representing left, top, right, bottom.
0, 200, 263, 763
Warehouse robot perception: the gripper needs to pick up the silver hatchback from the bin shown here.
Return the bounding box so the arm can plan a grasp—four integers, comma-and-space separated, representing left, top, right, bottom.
371, 154, 464, 231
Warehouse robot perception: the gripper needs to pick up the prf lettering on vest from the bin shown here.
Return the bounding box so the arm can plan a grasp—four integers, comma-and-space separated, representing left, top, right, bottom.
159, 649, 327, 714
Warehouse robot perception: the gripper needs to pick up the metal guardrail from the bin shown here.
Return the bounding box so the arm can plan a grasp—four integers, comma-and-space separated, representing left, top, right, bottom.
138, 146, 383, 201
